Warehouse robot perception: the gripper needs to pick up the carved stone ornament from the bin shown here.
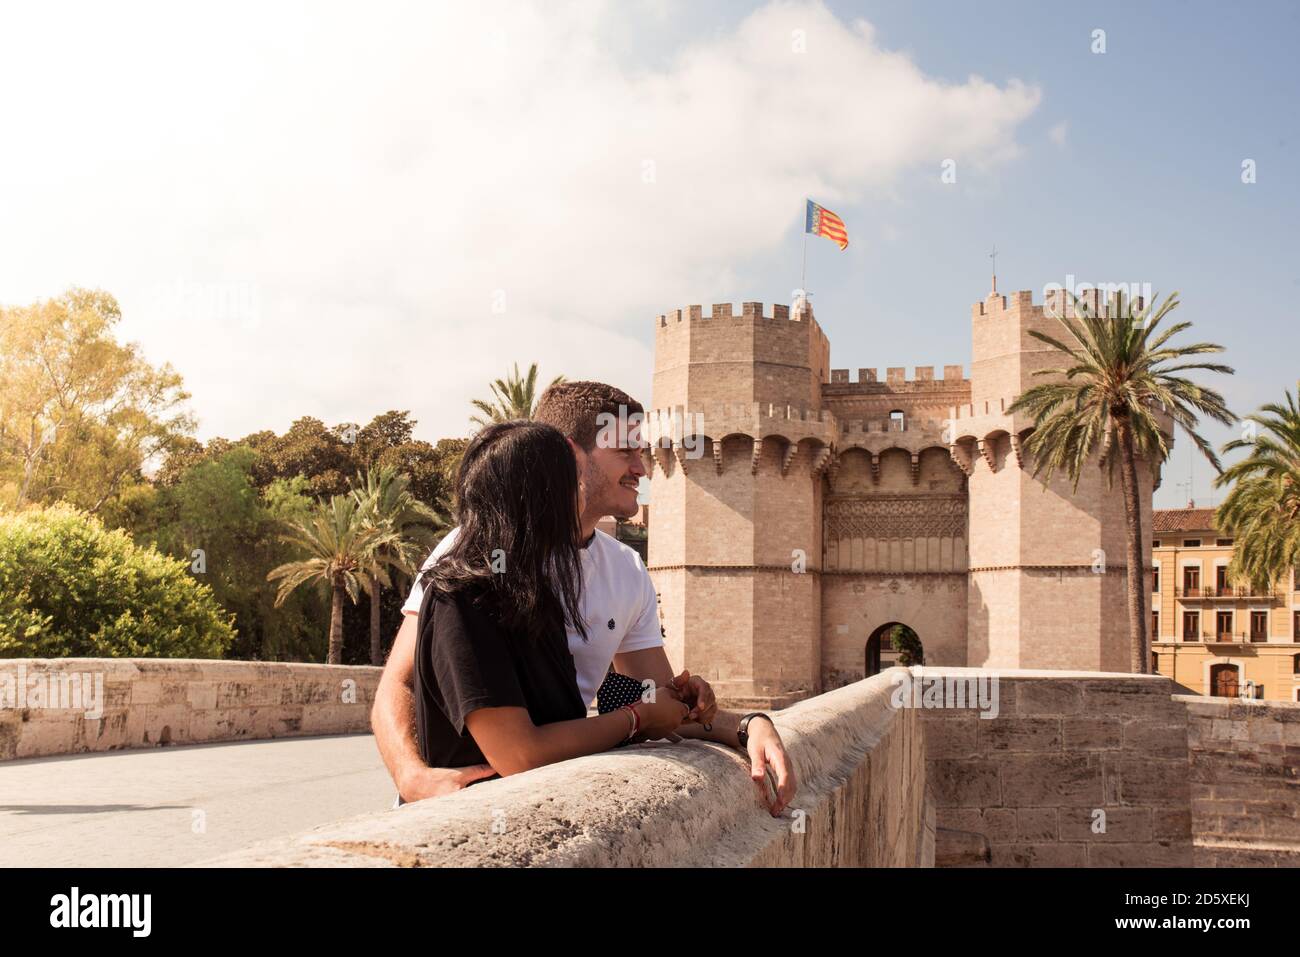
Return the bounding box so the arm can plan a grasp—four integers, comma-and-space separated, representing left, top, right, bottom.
823, 496, 967, 540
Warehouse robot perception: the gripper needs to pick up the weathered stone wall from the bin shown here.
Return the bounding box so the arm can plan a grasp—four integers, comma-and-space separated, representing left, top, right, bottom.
0, 658, 380, 760
1177, 695, 1300, 866
922, 670, 1195, 866
14, 661, 1290, 866
200, 670, 930, 867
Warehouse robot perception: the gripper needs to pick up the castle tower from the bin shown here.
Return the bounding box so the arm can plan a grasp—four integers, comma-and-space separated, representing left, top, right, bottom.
646, 300, 832, 707
957, 287, 1165, 671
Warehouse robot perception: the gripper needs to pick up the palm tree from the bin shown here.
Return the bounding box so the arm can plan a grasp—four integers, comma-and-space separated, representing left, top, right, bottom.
1214, 389, 1300, 592
469, 362, 563, 430
267, 494, 388, 664
351, 465, 447, 665
1007, 291, 1233, 674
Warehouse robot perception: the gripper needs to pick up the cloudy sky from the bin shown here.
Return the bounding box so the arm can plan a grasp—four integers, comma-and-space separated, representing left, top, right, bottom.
1, 0, 1296, 508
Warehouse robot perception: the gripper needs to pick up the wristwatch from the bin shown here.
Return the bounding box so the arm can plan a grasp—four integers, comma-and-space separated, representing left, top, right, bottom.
736, 712, 772, 750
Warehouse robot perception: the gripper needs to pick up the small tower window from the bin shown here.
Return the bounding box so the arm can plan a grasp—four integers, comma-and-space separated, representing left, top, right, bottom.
889, 410, 905, 432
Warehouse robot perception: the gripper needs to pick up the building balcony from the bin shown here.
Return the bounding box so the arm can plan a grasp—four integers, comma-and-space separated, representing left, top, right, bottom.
1173, 585, 1283, 601
1203, 633, 1269, 647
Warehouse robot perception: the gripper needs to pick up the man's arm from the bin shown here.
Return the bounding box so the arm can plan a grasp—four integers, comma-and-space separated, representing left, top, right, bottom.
611, 645, 797, 816
371, 613, 495, 801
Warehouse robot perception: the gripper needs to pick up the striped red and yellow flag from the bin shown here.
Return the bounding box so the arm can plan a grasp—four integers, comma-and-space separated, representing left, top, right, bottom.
805, 199, 849, 250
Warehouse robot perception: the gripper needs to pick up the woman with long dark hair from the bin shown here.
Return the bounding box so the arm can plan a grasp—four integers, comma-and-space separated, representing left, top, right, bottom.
414, 420, 688, 777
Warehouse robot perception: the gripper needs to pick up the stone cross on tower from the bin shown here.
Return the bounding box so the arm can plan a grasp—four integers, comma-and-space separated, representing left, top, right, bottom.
989, 244, 998, 294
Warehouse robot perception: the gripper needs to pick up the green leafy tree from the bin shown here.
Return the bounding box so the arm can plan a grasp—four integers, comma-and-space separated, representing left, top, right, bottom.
253, 417, 355, 498
267, 494, 388, 664
1215, 389, 1300, 591
124, 411, 463, 663
351, 465, 446, 664
153, 435, 210, 487
162, 411, 456, 515
106, 450, 330, 661
0, 288, 194, 513
469, 362, 563, 430
1007, 292, 1233, 674
354, 411, 416, 467
889, 624, 925, 666
0, 504, 234, 657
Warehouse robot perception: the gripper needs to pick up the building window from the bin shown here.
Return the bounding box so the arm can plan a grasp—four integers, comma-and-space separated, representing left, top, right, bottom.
1152, 610, 1160, 639
1294, 611, 1300, 642
1250, 611, 1268, 642
1152, 567, 1160, 593
1152, 540, 1161, 548
1216, 610, 1234, 641
1182, 611, 1199, 641
1215, 566, 1228, 596
1151, 652, 1160, 673
1216, 538, 1234, 546
1184, 539, 1202, 548
1183, 566, 1200, 595
889, 410, 905, 432
1294, 568, 1299, 592
1292, 653, 1300, 675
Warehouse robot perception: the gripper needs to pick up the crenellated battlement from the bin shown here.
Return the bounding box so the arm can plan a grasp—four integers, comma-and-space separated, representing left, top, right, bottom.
652, 296, 830, 419
973, 287, 1148, 321
642, 401, 836, 479
826, 365, 967, 390
644, 401, 835, 441
656, 300, 818, 327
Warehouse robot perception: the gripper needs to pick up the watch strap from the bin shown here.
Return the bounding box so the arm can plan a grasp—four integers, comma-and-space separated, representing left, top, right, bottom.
737, 712, 770, 750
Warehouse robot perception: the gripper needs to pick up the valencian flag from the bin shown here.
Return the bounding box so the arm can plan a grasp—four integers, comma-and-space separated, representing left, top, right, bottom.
806, 199, 849, 250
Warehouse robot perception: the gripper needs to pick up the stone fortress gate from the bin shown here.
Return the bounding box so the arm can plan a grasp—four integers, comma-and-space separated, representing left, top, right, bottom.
645, 285, 1164, 709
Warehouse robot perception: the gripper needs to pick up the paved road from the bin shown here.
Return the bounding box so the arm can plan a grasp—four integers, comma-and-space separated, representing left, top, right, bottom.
0, 734, 396, 867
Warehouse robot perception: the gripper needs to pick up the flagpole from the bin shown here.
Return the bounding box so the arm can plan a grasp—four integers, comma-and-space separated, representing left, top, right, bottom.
801, 231, 808, 295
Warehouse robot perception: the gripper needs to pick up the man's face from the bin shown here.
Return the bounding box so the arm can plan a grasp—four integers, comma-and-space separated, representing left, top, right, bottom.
573, 418, 646, 521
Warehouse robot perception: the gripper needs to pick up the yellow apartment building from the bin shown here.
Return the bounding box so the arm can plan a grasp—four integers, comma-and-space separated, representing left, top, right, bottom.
1151, 507, 1300, 701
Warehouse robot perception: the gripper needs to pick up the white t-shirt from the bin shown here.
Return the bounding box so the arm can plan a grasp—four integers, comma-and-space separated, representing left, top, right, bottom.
402, 528, 664, 707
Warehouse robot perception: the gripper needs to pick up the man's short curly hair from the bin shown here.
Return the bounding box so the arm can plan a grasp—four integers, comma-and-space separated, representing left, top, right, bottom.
534, 381, 644, 451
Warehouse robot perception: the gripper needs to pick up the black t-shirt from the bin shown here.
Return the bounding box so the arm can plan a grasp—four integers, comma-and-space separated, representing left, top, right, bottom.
414, 585, 586, 770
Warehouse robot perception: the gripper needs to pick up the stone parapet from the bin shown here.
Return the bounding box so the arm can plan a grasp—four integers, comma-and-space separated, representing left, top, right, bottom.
199, 670, 929, 868
15, 663, 1278, 868
1176, 694, 1300, 866
0, 658, 379, 760
919, 670, 1196, 867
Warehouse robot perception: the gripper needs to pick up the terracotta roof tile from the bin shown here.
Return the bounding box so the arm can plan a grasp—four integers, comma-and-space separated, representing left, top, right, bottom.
1152, 508, 1217, 533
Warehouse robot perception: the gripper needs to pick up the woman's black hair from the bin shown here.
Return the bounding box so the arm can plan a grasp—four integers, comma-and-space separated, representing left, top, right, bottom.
420, 420, 587, 643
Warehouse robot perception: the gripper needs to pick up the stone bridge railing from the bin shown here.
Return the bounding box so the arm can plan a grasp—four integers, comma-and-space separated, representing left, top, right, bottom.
203, 670, 930, 867
0, 658, 379, 760
204, 667, 1298, 868
5, 659, 1295, 866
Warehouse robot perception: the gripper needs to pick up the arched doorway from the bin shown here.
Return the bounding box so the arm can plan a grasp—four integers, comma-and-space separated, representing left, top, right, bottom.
1209, 663, 1239, 698
866, 622, 923, 677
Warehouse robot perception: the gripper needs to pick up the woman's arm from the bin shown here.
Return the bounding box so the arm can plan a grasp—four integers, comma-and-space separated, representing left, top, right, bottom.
464, 694, 688, 777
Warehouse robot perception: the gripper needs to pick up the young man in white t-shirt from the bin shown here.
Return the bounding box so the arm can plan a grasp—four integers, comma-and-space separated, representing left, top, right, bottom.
371, 381, 796, 815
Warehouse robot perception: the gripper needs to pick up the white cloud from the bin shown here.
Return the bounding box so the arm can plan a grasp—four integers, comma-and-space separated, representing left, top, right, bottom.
0, 0, 1040, 443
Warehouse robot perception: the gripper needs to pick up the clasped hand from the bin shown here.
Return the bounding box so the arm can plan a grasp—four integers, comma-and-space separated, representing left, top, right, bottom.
626, 669, 716, 742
